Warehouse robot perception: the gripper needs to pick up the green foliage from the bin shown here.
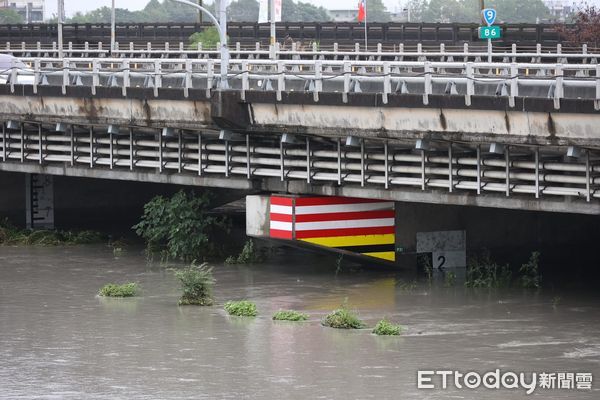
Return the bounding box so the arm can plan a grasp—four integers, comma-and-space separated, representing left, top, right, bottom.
408, 0, 550, 23
465, 251, 512, 288
0, 9, 24, 24
272, 310, 309, 321
175, 262, 215, 305
99, 283, 138, 297
224, 300, 258, 317
322, 303, 365, 329
225, 239, 264, 264
0, 218, 105, 246
519, 251, 541, 289
372, 318, 403, 336
398, 280, 417, 292
417, 254, 433, 283
444, 271, 456, 287
133, 190, 229, 262
363, 0, 391, 22
189, 27, 221, 49
552, 296, 561, 309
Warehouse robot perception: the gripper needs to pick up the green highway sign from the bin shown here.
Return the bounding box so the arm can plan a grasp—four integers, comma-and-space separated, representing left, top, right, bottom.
479, 25, 502, 40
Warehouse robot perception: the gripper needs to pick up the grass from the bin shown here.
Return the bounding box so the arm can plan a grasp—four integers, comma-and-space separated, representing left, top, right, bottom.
99, 283, 138, 297
272, 310, 309, 321
175, 262, 215, 306
321, 304, 365, 329
465, 250, 512, 288
224, 300, 258, 317
372, 318, 403, 336
0, 218, 105, 246
225, 239, 264, 264
519, 251, 541, 289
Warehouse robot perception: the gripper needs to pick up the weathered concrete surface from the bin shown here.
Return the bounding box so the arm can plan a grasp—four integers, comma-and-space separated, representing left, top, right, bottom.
245, 195, 270, 237
247, 103, 600, 147
1, 162, 598, 215
0, 87, 599, 147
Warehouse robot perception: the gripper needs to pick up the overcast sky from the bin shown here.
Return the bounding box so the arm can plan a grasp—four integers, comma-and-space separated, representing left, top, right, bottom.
45, 1, 409, 18
45, 0, 590, 19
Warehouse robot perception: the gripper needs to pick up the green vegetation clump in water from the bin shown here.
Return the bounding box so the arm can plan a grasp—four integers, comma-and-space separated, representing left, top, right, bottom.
225, 239, 264, 264
99, 283, 138, 297
322, 304, 365, 329
465, 250, 512, 288
175, 262, 215, 306
272, 310, 309, 321
0, 218, 104, 246
519, 251, 541, 289
372, 318, 403, 336
133, 190, 229, 262
224, 300, 257, 317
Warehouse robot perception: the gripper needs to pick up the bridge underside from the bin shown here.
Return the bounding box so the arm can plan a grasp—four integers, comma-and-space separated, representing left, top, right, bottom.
1, 121, 598, 215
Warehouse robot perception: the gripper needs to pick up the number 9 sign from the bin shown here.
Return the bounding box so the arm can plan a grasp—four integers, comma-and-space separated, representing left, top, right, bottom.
482, 8, 497, 26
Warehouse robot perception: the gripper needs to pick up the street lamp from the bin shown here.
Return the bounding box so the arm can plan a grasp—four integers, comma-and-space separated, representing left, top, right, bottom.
173, 0, 229, 89
57, 0, 64, 58
111, 0, 116, 53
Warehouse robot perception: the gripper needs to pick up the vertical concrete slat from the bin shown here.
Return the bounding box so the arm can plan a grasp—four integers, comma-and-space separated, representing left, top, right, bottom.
535, 147, 540, 199
129, 127, 134, 171
337, 138, 342, 185
20, 122, 24, 163
448, 142, 453, 193
197, 133, 202, 176
225, 140, 230, 178
109, 130, 113, 170
38, 124, 42, 165
306, 137, 311, 184
421, 148, 426, 191
177, 130, 182, 173
360, 139, 365, 187
279, 140, 284, 181
505, 145, 511, 197
158, 130, 163, 173
385, 141, 390, 190
476, 144, 481, 195
70, 125, 74, 166
586, 150, 591, 202
89, 126, 94, 168
246, 134, 251, 179
1, 123, 5, 161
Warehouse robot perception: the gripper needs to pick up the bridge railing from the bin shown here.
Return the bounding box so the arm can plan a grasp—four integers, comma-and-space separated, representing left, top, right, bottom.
1, 127, 598, 205
2, 41, 600, 64
8, 57, 600, 110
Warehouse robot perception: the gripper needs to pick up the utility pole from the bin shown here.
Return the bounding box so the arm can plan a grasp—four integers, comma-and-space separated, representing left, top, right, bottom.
57, 0, 64, 59
479, 0, 485, 21
269, 0, 276, 46
197, 0, 203, 24
111, 0, 116, 53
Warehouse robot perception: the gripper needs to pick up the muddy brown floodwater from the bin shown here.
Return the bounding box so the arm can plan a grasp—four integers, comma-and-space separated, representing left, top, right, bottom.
1, 245, 599, 399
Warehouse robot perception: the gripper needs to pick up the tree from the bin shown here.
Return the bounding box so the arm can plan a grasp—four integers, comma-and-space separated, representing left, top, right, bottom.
189, 27, 221, 48
0, 9, 24, 24
557, 4, 600, 47
406, 0, 549, 23
365, 0, 391, 22
228, 0, 260, 22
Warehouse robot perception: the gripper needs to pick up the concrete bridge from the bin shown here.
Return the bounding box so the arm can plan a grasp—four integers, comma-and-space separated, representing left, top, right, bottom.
0, 53, 599, 265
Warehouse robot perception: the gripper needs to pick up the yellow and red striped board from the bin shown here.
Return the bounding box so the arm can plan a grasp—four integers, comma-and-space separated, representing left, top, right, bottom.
270, 196, 395, 262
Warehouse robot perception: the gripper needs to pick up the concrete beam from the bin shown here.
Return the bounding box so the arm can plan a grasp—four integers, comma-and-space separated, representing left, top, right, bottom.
2, 162, 597, 215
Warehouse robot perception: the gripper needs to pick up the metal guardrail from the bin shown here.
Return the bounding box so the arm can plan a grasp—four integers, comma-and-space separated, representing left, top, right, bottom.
5, 57, 600, 110
0, 126, 598, 204
2, 41, 600, 63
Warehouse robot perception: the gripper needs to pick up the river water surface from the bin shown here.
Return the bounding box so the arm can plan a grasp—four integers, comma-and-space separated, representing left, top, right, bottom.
1, 245, 599, 399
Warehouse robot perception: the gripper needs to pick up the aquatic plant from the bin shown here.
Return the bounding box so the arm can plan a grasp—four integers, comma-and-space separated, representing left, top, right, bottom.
175, 262, 215, 306
372, 318, 403, 336
99, 283, 138, 297
224, 300, 257, 317
444, 271, 457, 287
0, 218, 105, 246
417, 254, 433, 283
272, 310, 309, 321
133, 190, 229, 262
519, 251, 541, 289
465, 250, 512, 288
225, 239, 264, 264
322, 303, 365, 329
398, 280, 417, 292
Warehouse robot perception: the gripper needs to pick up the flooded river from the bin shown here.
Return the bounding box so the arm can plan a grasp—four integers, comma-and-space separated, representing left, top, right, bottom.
1, 245, 599, 399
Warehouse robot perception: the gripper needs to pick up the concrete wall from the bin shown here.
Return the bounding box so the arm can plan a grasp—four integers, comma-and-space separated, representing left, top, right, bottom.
0, 171, 247, 231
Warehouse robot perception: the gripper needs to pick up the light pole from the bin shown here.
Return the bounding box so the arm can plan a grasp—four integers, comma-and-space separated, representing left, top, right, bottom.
111, 0, 116, 53
57, 0, 64, 58
173, 0, 229, 89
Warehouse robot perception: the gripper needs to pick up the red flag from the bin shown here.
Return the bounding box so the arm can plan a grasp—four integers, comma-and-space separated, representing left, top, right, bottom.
358, 0, 366, 22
